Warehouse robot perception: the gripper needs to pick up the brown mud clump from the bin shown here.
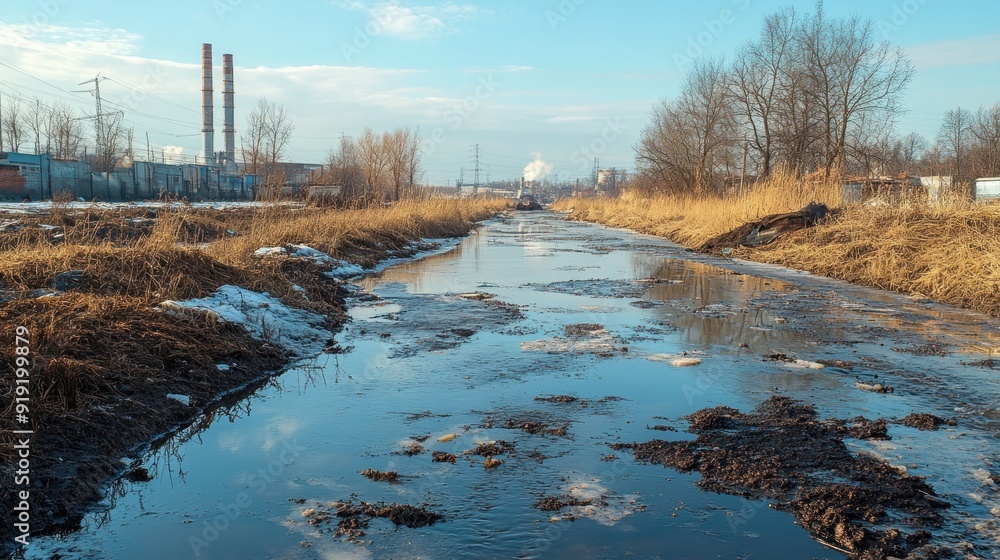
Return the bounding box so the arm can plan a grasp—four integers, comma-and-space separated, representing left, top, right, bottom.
483, 410, 571, 437
534, 495, 597, 511
535, 395, 579, 403
395, 442, 425, 456
564, 323, 604, 337
611, 396, 949, 559
469, 440, 515, 456
505, 419, 568, 436
306, 500, 444, 542
899, 413, 956, 431
431, 451, 457, 463
360, 469, 401, 483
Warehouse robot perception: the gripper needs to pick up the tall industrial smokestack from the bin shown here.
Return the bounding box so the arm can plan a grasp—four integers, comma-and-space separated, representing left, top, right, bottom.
201, 43, 214, 164
222, 53, 235, 165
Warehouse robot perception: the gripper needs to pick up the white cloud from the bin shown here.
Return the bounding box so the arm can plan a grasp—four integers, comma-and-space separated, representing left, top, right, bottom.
0, 22, 141, 56
334, 1, 489, 41
906, 34, 1000, 70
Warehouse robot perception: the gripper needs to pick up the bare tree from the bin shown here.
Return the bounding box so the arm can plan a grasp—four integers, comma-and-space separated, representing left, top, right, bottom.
47, 102, 85, 159
384, 127, 422, 200
404, 127, 423, 195
94, 110, 127, 172
899, 132, 927, 172
240, 97, 295, 188
729, 7, 799, 177
2, 97, 26, 152
324, 134, 365, 201
26, 97, 49, 154
357, 127, 387, 199
798, 6, 914, 177
971, 103, 1000, 177
636, 58, 735, 193
937, 107, 973, 181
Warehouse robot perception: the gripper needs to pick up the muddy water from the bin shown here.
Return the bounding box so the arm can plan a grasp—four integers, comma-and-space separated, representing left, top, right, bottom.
26, 213, 1000, 559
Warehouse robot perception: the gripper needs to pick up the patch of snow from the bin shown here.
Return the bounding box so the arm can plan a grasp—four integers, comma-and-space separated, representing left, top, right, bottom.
549, 477, 644, 526
521, 329, 626, 355
326, 260, 365, 279
216, 363, 231, 372
647, 352, 704, 366
253, 246, 287, 258
786, 359, 825, 369
165, 285, 331, 357
167, 393, 190, 406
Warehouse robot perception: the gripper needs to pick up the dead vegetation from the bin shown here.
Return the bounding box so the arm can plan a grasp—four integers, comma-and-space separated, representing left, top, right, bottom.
553, 172, 1000, 318
611, 397, 949, 559
0, 198, 504, 540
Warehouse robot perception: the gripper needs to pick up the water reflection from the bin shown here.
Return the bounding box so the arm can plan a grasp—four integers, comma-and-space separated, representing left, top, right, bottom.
25, 212, 1000, 559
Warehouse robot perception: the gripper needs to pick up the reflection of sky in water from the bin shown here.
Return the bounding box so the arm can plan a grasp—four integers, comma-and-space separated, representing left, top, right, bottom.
26, 213, 1000, 559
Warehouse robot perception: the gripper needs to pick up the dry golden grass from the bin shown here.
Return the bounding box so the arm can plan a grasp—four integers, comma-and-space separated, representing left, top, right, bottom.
552, 171, 842, 246
756, 202, 1000, 317
554, 174, 1000, 318
207, 197, 504, 268
0, 197, 506, 475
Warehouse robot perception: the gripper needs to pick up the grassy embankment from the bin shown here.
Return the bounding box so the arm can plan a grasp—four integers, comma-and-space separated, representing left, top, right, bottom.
0, 197, 506, 537
551, 174, 1000, 319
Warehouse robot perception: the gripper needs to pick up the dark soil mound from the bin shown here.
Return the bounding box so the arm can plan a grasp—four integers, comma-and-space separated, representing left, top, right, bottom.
534, 395, 579, 403
899, 413, 955, 431
360, 469, 401, 483
431, 451, 457, 463
700, 202, 833, 253
307, 500, 444, 542
469, 440, 515, 456
612, 396, 948, 558
534, 495, 597, 511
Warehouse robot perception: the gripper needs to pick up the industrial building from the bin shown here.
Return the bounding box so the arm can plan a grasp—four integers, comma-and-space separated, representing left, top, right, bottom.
0, 43, 321, 202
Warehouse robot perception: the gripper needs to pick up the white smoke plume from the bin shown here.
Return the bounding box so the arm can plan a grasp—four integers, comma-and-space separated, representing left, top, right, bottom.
163, 145, 185, 163
523, 152, 554, 182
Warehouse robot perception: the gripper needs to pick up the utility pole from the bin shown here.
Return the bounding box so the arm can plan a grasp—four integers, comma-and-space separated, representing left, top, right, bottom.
78, 75, 107, 170
471, 143, 481, 195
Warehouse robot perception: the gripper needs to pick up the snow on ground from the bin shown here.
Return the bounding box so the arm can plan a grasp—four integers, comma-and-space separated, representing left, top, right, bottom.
253, 244, 365, 279
0, 200, 300, 215
159, 285, 331, 357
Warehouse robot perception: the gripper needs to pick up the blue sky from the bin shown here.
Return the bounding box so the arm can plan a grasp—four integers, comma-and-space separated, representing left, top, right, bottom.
1, 0, 999, 184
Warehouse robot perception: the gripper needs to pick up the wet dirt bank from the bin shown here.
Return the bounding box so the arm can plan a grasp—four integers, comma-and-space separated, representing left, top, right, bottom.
0, 203, 495, 552
17, 211, 1000, 559
613, 396, 950, 558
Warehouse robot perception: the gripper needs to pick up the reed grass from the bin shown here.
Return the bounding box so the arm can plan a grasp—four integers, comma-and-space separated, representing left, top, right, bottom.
0, 197, 506, 465
553, 173, 1000, 318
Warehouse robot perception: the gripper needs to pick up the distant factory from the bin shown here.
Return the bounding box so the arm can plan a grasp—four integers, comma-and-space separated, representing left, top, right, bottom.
0, 43, 322, 201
